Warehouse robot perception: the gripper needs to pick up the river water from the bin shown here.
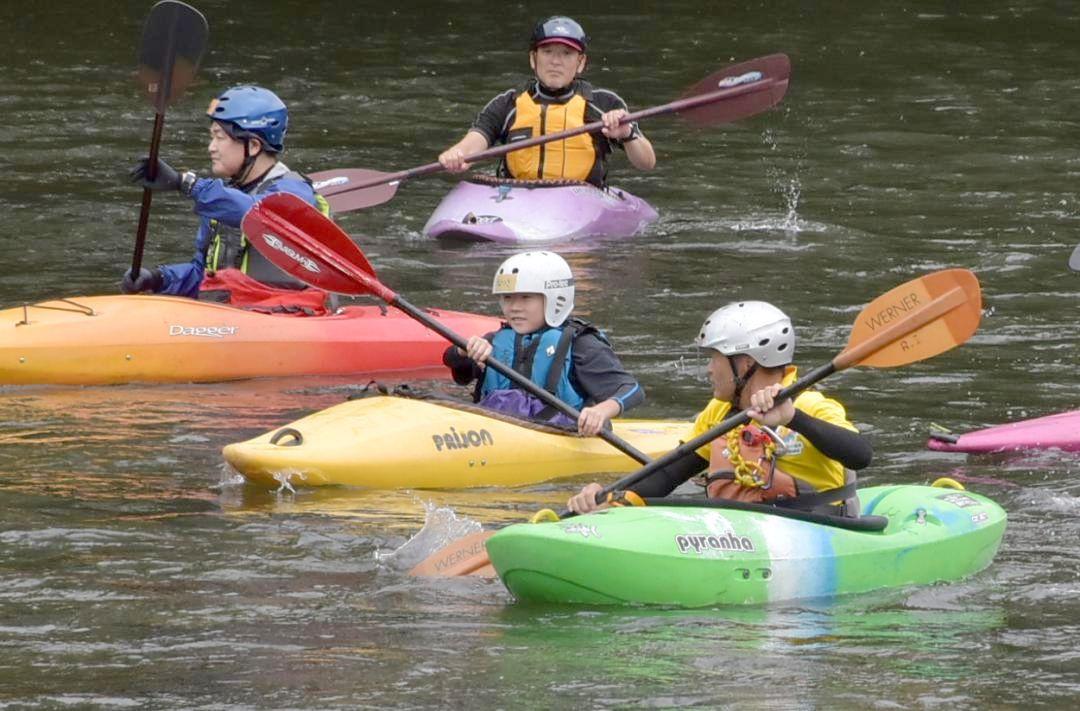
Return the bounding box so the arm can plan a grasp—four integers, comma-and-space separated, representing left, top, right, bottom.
1, 1, 1079, 707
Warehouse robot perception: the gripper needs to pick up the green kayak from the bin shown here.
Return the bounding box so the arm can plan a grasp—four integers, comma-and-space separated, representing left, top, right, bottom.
486, 484, 1006, 607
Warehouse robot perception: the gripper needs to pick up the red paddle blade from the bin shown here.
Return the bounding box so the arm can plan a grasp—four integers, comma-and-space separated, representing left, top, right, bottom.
242, 194, 392, 299
309, 169, 401, 213
137, 1, 208, 112
679, 53, 790, 127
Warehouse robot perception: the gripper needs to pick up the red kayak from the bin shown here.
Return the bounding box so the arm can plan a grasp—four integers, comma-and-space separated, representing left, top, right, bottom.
0, 294, 500, 385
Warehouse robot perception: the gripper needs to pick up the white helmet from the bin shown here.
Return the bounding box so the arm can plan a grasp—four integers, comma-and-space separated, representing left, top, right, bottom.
695, 301, 795, 367
492, 251, 575, 327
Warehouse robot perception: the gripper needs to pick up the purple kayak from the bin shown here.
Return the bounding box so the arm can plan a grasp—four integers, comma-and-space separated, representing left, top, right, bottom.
927, 409, 1080, 454
422, 178, 658, 244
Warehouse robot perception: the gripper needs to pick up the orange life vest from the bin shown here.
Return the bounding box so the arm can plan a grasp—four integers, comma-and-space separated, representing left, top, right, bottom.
703, 424, 799, 503
504, 92, 597, 181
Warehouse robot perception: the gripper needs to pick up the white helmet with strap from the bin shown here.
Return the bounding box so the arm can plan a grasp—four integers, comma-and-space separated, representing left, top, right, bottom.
492, 251, 575, 327
695, 301, 795, 367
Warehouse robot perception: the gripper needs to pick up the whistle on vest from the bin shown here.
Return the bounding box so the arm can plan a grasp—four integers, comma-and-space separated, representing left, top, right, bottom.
740, 425, 771, 448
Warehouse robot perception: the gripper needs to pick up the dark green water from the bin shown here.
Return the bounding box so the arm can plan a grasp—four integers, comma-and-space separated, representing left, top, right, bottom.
2, 1, 1079, 707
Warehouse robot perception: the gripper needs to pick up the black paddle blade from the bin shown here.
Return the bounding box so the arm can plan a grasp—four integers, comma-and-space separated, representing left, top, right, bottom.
309, 169, 401, 213
679, 53, 790, 127
137, 1, 209, 112
1070, 244, 1080, 272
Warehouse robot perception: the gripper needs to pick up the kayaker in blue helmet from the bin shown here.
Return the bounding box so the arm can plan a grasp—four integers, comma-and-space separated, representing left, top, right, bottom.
442, 251, 644, 435
569, 301, 873, 514
123, 86, 331, 303
437, 15, 656, 187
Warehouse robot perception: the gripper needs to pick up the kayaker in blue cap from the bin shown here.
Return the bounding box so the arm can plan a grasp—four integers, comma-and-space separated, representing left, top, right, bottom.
437, 15, 656, 187
568, 301, 873, 514
442, 251, 644, 436
123, 86, 330, 306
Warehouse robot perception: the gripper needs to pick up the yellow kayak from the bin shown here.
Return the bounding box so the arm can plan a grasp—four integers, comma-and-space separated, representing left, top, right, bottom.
223, 395, 691, 490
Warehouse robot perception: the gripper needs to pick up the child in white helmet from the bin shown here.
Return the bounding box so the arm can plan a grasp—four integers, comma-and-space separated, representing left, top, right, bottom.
568, 301, 872, 514
443, 251, 644, 436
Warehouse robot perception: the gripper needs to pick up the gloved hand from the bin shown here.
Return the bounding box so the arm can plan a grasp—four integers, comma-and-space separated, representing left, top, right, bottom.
121, 267, 164, 294
130, 156, 181, 192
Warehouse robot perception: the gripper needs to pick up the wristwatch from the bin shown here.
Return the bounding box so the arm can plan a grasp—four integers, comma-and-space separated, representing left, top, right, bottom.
179, 171, 198, 196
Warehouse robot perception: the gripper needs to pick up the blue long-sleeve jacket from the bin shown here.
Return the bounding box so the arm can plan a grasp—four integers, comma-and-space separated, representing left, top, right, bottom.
157, 171, 317, 298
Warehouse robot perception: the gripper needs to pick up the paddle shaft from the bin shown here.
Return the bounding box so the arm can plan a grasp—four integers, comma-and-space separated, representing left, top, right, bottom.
331, 79, 774, 193
131, 2, 185, 277
408, 363, 837, 576
244, 193, 656, 465
386, 291, 654, 464
590, 361, 834, 506
575, 275, 979, 510
406, 268, 982, 576
131, 113, 167, 275
532, 362, 837, 520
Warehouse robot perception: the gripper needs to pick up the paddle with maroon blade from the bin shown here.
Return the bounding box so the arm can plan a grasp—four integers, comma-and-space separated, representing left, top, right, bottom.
241, 193, 656, 465
310, 53, 791, 213
408, 268, 984, 577
130, 0, 209, 277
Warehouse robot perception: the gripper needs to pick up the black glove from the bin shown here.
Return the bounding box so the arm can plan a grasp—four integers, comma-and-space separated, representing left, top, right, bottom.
130, 156, 181, 192
121, 267, 164, 294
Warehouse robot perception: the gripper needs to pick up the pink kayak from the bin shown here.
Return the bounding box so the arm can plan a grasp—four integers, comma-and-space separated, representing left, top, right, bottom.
422, 178, 657, 244
927, 409, 1080, 453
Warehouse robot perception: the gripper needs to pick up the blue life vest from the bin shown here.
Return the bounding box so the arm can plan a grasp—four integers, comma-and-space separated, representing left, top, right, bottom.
480, 322, 586, 416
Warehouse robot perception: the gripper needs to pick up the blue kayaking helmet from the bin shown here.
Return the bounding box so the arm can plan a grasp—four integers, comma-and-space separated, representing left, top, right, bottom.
206, 86, 288, 154
530, 16, 588, 53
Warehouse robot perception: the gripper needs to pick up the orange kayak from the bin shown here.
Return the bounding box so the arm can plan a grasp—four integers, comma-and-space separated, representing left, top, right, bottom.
0, 295, 500, 385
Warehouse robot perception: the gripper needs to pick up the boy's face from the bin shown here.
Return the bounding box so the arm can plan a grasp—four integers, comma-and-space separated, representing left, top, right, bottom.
529, 44, 586, 89
707, 351, 742, 403
500, 293, 547, 333
208, 122, 256, 178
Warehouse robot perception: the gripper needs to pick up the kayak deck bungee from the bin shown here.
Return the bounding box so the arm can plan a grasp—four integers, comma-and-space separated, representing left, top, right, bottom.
422, 177, 658, 244
0, 295, 500, 385
223, 394, 691, 490
486, 483, 1007, 607
928, 409, 1080, 454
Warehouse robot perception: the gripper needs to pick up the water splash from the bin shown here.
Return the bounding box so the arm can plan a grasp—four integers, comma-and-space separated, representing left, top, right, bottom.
761, 127, 807, 234
273, 472, 298, 496
209, 462, 248, 492
375, 500, 481, 572
777, 173, 803, 232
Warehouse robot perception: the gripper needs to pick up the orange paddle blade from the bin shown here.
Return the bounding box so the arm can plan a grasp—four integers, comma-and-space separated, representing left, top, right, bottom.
408, 530, 496, 577
838, 269, 982, 369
